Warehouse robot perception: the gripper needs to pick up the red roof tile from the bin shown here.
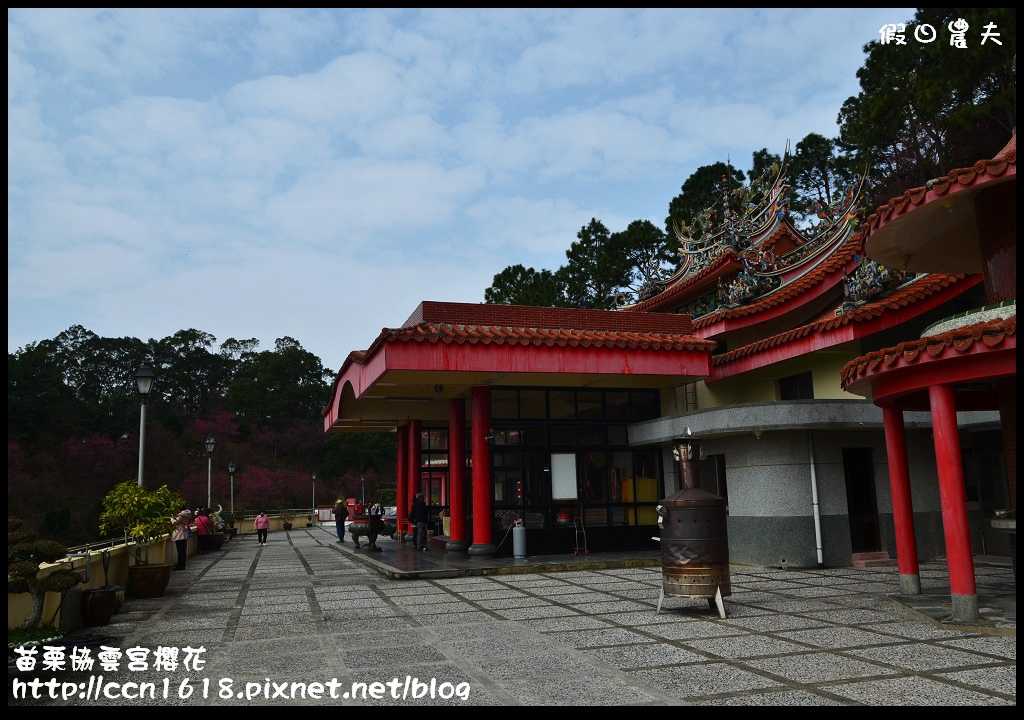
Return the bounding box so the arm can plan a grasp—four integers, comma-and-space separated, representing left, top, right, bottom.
863, 133, 1016, 238
713, 274, 972, 366
840, 315, 1016, 387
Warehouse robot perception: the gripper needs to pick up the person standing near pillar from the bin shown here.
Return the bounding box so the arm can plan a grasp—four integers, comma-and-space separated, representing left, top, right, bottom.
410, 492, 429, 551
333, 499, 349, 543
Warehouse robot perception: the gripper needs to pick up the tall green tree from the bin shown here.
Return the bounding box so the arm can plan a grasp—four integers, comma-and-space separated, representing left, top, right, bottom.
837, 7, 1016, 206
484, 264, 566, 307
561, 219, 634, 310
615, 220, 676, 301
151, 329, 231, 417
788, 132, 859, 221
225, 338, 332, 427
665, 162, 746, 240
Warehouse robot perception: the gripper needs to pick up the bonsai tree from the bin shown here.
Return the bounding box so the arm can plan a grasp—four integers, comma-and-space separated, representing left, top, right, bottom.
8, 516, 81, 629
99, 481, 186, 565
280, 509, 295, 530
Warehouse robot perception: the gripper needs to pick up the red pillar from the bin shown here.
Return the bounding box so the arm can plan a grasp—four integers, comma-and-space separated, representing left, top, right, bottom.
882, 405, 921, 594
929, 383, 979, 620
407, 419, 421, 542
447, 398, 468, 552
468, 385, 497, 557
396, 423, 408, 540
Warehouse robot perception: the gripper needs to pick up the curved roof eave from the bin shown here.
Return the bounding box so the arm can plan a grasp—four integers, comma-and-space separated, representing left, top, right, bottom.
861, 133, 1016, 274
707, 274, 981, 382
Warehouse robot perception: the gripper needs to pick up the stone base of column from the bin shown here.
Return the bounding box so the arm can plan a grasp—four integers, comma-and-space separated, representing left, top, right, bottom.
899, 573, 922, 595
446, 539, 469, 553
468, 543, 497, 557
951, 593, 980, 622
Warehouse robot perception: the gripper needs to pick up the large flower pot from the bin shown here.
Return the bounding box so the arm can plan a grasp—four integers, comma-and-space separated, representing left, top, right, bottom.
81, 587, 118, 627
126, 564, 172, 599
211, 532, 225, 551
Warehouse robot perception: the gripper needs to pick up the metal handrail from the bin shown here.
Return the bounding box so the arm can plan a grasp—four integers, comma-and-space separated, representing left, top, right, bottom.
63, 510, 311, 556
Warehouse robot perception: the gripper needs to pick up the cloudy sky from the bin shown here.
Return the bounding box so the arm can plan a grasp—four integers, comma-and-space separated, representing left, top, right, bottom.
8, 8, 916, 369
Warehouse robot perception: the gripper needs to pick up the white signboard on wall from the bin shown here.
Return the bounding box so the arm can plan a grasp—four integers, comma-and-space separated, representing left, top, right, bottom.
551, 453, 578, 500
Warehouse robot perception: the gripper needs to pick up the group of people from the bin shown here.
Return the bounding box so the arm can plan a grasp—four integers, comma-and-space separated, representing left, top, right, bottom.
170, 503, 225, 571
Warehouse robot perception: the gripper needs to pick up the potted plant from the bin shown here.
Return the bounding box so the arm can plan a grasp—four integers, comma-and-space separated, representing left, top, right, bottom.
8, 517, 82, 630
99, 481, 185, 599
280, 510, 295, 531
80, 549, 119, 627
222, 511, 240, 540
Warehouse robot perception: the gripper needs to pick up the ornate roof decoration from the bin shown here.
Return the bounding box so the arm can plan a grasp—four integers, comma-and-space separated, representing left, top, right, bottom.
619, 147, 869, 319
713, 273, 972, 366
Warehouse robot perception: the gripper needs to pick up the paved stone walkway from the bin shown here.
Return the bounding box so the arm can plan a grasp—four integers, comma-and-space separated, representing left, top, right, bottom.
8, 526, 1015, 706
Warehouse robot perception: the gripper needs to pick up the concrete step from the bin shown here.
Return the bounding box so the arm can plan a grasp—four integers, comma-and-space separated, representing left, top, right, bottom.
852, 551, 898, 568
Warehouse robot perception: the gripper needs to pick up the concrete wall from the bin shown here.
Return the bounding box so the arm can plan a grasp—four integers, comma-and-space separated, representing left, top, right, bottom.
645, 417, 956, 569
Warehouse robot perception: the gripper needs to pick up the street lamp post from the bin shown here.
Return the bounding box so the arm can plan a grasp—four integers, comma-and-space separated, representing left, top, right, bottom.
205, 436, 215, 508
360, 475, 366, 507
228, 461, 237, 516
311, 473, 316, 523
135, 363, 155, 487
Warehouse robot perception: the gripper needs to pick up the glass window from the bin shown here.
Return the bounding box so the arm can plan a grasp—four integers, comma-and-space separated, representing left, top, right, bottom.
521, 425, 548, 445
633, 391, 661, 421
491, 389, 519, 419
607, 425, 627, 445
605, 391, 631, 421
578, 425, 605, 446
524, 452, 552, 504
577, 391, 603, 420
520, 390, 547, 419
492, 428, 521, 446
421, 429, 448, 450
580, 451, 608, 503
549, 390, 575, 420
779, 372, 814, 400
549, 424, 577, 446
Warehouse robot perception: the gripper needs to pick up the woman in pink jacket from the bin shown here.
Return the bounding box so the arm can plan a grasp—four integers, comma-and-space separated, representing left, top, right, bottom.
253, 510, 270, 546
170, 507, 193, 570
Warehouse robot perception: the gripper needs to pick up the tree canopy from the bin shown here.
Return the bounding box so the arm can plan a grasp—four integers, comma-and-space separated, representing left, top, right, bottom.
484, 9, 1014, 309
8, 328, 396, 545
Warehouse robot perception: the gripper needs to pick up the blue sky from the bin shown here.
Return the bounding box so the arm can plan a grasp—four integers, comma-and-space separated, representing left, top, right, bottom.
8, 8, 916, 368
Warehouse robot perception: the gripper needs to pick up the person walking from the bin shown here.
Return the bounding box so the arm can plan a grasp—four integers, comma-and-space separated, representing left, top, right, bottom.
253, 510, 270, 546
410, 492, 429, 551
194, 508, 214, 554
333, 499, 349, 543
170, 506, 192, 570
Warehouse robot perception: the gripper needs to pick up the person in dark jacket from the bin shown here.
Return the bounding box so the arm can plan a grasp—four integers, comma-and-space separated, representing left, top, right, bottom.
333, 500, 348, 543
410, 493, 429, 550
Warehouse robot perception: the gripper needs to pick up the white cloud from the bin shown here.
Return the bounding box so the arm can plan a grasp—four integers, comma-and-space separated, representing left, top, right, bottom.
8, 8, 920, 364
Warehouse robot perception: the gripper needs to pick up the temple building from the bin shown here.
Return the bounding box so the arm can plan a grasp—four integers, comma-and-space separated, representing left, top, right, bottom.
322, 135, 1015, 616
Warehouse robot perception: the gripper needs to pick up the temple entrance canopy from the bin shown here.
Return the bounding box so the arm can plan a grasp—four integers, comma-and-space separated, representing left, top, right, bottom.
323, 301, 715, 556
324, 302, 714, 433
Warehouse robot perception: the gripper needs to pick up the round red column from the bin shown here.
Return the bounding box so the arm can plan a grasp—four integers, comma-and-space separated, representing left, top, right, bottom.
882, 404, 921, 594
447, 398, 468, 553
929, 383, 979, 621
396, 423, 409, 541
468, 385, 497, 557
